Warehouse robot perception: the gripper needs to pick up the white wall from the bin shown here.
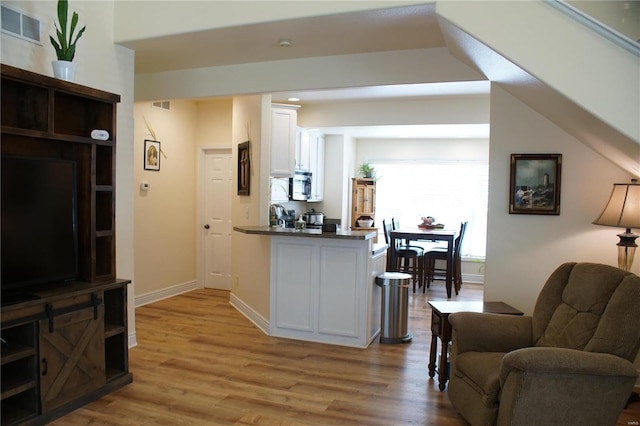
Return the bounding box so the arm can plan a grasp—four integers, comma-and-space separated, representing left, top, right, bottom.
298, 95, 489, 128
195, 98, 233, 148
437, 0, 639, 146
133, 47, 485, 102
355, 138, 488, 165
485, 84, 638, 315
1, 0, 136, 344
322, 135, 347, 221
230, 96, 271, 321
133, 100, 198, 300
114, 1, 420, 42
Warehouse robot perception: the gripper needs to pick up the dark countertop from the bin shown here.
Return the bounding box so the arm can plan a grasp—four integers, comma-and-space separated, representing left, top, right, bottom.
233, 226, 378, 241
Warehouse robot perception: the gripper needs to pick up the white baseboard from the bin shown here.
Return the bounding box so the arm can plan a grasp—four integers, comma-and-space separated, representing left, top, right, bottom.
229, 292, 269, 335
135, 280, 198, 307
128, 331, 137, 348
462, 273, 484, 284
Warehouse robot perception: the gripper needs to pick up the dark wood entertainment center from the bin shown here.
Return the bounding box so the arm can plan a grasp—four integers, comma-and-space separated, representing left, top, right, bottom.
1, 64, 132, 425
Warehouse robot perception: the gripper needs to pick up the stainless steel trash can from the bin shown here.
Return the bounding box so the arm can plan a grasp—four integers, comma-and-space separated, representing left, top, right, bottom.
375, 272, 413, 344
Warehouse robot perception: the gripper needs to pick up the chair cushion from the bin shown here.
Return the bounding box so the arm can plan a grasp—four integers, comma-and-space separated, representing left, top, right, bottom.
535, 263, 631, 350
454, 352, 505, 406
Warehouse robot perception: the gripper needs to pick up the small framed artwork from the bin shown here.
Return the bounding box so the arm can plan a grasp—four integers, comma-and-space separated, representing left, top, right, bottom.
144, 139, 161, 171
237, 141, 250, 195
509, 153, 562, 215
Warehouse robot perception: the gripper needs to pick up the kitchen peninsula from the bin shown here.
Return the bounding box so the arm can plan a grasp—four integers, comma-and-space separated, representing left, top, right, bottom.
234, 226, 386, 348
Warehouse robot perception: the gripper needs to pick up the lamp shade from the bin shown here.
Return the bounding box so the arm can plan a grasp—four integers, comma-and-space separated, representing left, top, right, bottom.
592, 183, 640, 229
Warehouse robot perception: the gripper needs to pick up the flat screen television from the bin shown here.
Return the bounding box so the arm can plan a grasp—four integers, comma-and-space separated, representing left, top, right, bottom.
1, 156, 79, 303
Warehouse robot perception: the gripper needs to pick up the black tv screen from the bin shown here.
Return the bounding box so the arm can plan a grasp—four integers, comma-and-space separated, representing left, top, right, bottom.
1, 156, 79, 293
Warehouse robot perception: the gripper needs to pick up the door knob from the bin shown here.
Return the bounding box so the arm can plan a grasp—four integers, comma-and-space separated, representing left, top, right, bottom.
204, 224, 210, 229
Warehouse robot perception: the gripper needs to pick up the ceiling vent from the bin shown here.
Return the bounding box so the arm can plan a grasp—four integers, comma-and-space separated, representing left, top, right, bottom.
1, 5, 41, 44
152, 101, 171, 111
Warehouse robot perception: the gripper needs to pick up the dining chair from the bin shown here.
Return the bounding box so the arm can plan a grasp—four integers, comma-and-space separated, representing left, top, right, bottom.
424, 221, 467, 294
383, 219, 424, 293
391, 218, 432, 251
392, 217, 446, 253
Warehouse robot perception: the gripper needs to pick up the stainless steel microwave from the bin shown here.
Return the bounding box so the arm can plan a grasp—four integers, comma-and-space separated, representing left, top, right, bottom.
289, 171, 312, 201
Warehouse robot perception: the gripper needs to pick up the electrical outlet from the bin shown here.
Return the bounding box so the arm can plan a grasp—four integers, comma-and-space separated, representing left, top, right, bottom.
234, 276, 240, 288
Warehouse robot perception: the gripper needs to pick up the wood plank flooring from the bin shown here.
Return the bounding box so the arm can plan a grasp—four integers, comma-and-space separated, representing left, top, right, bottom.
53, 282, 640, 425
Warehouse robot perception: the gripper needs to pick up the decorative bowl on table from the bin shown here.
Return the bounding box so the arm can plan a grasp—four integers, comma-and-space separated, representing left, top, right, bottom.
357, 219, 374, 227
418, 223, 445, 230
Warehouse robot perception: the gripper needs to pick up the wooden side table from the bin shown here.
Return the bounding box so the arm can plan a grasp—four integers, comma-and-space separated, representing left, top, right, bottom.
428, 301, 523, 391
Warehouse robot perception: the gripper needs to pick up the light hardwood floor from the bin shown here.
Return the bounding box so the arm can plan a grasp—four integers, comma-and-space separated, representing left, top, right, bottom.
54, 282, 640, 425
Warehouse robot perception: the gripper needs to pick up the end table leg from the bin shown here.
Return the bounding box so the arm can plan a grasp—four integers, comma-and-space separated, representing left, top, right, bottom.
428, 333, 437, 378
439, 378, 447, 391
438, 339, 449, 391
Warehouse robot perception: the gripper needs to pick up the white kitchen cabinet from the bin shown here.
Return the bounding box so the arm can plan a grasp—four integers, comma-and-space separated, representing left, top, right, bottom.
298, 130, 325, 202
270, 104, 299, 176
296, 129, 311, 171
308, 132, 325, 202
269, 235, 382, 347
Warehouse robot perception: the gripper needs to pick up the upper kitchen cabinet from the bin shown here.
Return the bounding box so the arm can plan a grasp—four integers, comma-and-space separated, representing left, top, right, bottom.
296, 129, 310, 172
270, 104, 299, 176
307, 132, 325, 202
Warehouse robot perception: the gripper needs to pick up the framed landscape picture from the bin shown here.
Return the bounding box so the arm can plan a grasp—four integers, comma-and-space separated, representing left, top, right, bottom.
509, 154, 562, 215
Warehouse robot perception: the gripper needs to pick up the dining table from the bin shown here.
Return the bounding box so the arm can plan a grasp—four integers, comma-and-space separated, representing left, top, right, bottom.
387, 227, 458, 298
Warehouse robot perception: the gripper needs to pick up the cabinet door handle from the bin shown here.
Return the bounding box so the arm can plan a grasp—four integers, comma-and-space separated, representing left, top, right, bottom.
41, 358, 48, 376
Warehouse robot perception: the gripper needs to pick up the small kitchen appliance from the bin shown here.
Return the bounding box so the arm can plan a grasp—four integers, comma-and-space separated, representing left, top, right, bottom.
289, 170, 312, 201
303, 209, 325, 228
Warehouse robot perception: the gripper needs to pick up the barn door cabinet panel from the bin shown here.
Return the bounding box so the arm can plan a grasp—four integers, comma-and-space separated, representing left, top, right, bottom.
38, 294, 105, 413
0, 281, 131, 426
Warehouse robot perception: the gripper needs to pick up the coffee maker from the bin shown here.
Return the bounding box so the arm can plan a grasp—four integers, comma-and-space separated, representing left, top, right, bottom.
269, 204, 296, 228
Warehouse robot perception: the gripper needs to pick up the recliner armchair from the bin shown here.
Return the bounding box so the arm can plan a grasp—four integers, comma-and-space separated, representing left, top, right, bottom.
448, 262, 640, 426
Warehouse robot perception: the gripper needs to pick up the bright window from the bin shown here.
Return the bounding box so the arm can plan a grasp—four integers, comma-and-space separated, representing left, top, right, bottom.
371, 160, 488, 259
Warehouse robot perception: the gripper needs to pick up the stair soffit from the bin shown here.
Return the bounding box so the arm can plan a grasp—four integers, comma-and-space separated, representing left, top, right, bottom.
436, 3, 639, 177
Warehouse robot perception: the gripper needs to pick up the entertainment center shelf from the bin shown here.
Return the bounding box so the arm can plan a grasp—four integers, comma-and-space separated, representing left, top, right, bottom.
1, 64, 131, 425
1, 64, 119, 283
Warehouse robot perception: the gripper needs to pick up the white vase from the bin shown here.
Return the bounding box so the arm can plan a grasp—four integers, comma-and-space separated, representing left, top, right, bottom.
52, 60, 76, 82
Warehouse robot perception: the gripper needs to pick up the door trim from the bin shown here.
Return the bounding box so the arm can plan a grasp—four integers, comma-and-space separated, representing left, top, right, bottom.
197, 146, 232, 290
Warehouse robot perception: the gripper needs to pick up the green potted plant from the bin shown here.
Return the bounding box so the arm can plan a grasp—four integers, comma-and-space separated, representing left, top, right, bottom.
359, 163, 376, 179
49, 0, 86, 82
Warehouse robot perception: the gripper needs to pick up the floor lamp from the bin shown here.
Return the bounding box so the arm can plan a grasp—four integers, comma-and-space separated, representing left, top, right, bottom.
592, 180, 640, 271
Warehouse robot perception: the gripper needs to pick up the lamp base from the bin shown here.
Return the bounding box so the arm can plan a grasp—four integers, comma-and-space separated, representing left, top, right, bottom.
616, 229, 638, 271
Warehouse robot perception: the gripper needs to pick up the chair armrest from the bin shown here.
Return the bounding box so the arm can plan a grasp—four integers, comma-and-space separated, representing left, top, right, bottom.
500, 347, 638, 382
449, 312, 532, 354
497, 347, 638, 426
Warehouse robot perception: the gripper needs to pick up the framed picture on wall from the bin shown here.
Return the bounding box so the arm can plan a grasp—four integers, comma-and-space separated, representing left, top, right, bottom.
144, 139, 161, 171
237, 141, 250, 195
509, 153, 562, 215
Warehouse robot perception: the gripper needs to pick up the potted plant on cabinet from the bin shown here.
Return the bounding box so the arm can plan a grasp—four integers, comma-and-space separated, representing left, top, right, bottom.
359, 163, 377, 180
49, 0, 86, 82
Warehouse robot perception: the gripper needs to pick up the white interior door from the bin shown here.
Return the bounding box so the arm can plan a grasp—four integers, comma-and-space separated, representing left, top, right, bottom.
203, 149, 232, 289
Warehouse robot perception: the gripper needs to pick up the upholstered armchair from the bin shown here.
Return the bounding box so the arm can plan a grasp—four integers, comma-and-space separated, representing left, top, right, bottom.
448, 262, 640, 426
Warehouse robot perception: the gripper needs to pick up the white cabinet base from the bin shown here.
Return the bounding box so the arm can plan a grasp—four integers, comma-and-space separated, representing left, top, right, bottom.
270, 236, 383, 348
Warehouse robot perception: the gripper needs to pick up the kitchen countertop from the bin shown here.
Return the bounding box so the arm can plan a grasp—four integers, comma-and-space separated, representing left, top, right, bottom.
233, 226, 378, 241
